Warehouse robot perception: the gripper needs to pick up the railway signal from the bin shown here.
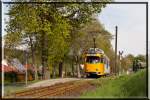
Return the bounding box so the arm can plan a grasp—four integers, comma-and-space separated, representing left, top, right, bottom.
119, 51, 123, 75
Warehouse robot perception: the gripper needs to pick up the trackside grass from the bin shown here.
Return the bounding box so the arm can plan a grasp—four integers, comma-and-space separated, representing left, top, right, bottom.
4, 80, 42, 96
81, 69, 146, 98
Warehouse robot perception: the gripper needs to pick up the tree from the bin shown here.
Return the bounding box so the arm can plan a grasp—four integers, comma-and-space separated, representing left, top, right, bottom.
121, 54, 134, 71
5, 3, 40, 80
4, 0, 112, 79
4, 1, 72, 79
135, 55, 146, 62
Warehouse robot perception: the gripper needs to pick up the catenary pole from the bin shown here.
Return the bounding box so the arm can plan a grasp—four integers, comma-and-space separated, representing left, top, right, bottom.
115, 26, 118, 75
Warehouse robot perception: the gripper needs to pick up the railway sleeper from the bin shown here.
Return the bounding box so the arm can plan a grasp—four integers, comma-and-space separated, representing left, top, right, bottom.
41, 84, 83, 97
12, 81, 86, 98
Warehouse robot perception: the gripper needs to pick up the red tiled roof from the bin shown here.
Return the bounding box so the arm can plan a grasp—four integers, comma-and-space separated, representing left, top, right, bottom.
1, 64, 35, 73
0, 65, 18, 73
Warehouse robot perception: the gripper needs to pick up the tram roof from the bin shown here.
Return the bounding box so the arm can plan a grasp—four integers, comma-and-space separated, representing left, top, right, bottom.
84, 48, 110, 61
86, 48, 104, 54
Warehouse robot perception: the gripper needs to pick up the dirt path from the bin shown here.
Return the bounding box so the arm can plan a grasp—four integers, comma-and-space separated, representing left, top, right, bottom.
26, 78, 82, 88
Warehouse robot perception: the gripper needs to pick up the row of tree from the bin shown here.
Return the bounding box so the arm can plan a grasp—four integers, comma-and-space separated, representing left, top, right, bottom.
4, 0, 145, 80
123, 54, 146, 68
4, 0, 113, 79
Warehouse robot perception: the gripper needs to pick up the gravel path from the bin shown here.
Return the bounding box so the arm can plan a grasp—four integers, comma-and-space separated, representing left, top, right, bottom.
26, 78, 83, 88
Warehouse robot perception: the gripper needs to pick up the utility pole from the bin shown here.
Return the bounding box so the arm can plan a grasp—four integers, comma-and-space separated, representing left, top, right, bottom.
25, 50, 28, 86
115, 26, 118, 75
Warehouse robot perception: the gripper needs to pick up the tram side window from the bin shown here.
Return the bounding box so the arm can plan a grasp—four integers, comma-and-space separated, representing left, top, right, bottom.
100, 58, 104, 63
106, 60, 109, 68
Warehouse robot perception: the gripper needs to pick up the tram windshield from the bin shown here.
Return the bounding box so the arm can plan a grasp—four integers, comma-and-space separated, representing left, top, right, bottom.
86, 56, 103, 64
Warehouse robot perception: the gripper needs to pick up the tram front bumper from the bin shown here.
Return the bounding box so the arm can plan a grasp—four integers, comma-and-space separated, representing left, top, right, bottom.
86, 72, 102, 76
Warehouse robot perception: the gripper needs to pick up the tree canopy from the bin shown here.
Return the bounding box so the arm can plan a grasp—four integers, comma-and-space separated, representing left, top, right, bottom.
4, 0, 116, 78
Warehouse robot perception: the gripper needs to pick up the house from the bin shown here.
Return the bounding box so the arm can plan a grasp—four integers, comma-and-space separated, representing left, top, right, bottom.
1, 59, 18, 82
1, 59, 34, 82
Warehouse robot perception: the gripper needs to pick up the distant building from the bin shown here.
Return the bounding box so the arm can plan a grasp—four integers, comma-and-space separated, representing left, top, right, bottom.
1, 59, 34, 82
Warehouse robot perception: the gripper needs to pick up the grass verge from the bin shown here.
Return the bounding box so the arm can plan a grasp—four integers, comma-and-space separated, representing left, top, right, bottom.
81, 69, 146, 98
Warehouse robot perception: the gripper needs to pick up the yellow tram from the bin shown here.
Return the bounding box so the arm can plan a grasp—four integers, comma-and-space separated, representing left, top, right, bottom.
83, 48, 110, 77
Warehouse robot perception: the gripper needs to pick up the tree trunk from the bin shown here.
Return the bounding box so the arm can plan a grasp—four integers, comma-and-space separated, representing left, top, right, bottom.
76, 56, 81, 78
34, 64, 38, 80
41, 33, 45, 80
71, 58, 74, 77
77, 64, 81, 78
41, 32, 49, 80
29, 36, 38, 80
59, 62, 63, 78
40, 16, 49, 80
52, 64, 56, 78
42, 65, 44, 79
65, 64, 67, 77
31, 46, 38, 80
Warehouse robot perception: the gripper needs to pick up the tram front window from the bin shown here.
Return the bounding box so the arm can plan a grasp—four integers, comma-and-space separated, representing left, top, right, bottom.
86, 56, 100, 64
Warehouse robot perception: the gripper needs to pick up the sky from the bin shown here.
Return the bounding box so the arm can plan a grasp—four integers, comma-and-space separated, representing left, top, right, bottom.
2, 0, 149, 56
97, 0, 149, 56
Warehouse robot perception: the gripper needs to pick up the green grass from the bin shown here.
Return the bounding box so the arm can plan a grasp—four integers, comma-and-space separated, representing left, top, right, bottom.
4, 85, 27, 96
81, 69, 146, 98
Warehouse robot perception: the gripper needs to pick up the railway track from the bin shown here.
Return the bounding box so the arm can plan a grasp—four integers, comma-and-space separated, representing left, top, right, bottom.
6, 80, 95, 98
